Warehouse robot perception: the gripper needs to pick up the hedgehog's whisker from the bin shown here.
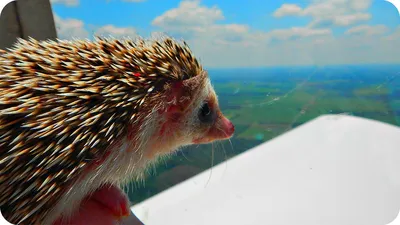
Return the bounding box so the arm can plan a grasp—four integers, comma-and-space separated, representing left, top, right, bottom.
219, 140, 229, 172
204, 142, 215, 188
215, 125, 234, 174
228, 137, 234, 153
181, 149, 192, 162
214, 140, 228, 177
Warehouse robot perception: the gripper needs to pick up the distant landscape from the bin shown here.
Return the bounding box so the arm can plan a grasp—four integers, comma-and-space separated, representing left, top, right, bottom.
126, 65, 400, 205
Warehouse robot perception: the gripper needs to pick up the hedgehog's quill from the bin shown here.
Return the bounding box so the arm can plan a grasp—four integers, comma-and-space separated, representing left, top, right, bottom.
0, 36, 234, 225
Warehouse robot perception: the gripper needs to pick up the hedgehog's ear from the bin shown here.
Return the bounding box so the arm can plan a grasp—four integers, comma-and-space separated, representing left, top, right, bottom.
182, 71, 208, 91
164, 72, 207, 113
161, 71, 207, 116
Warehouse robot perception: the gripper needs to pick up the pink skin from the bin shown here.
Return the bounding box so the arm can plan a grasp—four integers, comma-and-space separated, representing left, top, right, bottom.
53, 185, 131, 225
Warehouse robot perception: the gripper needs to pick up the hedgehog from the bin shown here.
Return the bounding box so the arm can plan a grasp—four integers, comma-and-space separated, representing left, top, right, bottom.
0, 36, 235, 225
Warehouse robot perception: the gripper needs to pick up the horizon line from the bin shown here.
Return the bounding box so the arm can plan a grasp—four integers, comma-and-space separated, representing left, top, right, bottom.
204, 63, 400, 70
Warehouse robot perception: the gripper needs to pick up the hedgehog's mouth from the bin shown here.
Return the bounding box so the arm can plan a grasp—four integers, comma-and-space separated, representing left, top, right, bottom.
53, 184, 132, 225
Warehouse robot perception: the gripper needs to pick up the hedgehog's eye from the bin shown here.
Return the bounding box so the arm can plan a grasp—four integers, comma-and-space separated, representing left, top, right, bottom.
198, 102, 215, 123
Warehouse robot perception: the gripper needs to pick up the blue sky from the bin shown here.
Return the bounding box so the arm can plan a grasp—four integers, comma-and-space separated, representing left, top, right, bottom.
51, 0, 400, 67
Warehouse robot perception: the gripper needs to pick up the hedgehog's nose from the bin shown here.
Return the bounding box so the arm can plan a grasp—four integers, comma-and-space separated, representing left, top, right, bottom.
220, 116, 235, 138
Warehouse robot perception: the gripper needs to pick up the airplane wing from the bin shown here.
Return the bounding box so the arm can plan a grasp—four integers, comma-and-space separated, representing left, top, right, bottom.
129, 114, 400, 225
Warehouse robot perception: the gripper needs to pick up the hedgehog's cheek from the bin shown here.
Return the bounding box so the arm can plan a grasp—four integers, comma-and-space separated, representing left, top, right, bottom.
157, 106, 186, 137
192, 115, 235, 144
144, 110, 188, 159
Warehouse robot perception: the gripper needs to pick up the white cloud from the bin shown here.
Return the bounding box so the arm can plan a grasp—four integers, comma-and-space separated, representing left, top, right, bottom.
273, 4, 304, 17
151, 1, 332, 50
53, 14, 89, 39
94, 25, 137, 38
152, 0, 264, 46
268, 27, 332, 40
308, 13, 371, 27
50, 0, 79, 7
345, 25, 389, 36
150, 0, 399, 67
185, 29, 400, 68
331, 13, 371, 26
273, 0, 372, 27
384, 26, 400, 41
152, 0, 224, 32
54, 15, 137, 40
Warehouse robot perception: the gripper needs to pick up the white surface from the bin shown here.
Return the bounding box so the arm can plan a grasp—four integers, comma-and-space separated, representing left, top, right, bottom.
131, 115, 400, 225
